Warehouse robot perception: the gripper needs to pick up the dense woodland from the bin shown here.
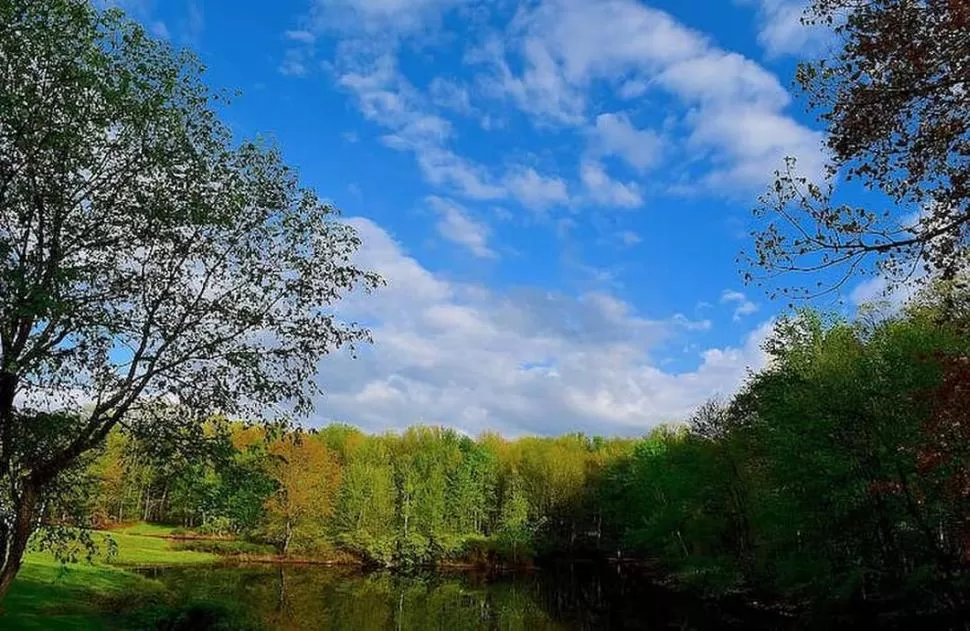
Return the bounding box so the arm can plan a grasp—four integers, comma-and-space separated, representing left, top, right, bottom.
67, 281, 970, 613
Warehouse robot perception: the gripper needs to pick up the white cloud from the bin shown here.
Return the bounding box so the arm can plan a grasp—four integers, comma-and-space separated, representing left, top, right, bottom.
618, 230, 641, 246
850, 276, 908, 311
316, 218, 773, 436
382, 115, 453, 149
337, 55, 420, 127
721, 289, 760, 321
298, 0, 825, 218
415, 147, 508, 200
429, 77, 474, 115
309, 0, 461, 36
588, 112, 663, 172
337, 57, 501, 199
469, 36, 587, 125
687, 104, 825, 190
280, 52, 309, 77
580, 160, 643, 208
337, 56, 573, 208
476, 0, 826, 192
284, 29, 317, 44
739, 0, 829, 58
427, 196, 497, 259
502, 167, 570, 210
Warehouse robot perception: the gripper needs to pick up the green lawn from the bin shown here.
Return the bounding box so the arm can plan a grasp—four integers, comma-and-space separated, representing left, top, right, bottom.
109, 522, 188, 538
92, 529, 217, 566
0, 524, 221, 630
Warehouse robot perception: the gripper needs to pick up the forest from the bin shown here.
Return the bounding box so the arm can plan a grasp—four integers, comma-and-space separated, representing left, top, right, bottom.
2, 0, 970, 626
64, 280, 970, 616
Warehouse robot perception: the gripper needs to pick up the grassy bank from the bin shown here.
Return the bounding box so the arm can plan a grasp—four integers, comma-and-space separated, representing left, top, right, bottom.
1, 525, 223, 630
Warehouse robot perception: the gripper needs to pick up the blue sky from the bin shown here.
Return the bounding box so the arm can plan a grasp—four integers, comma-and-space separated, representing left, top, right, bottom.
114, 0, 871, 437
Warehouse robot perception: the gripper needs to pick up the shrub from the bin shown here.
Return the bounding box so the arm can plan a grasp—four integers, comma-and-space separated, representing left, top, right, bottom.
172, 539, 276, 556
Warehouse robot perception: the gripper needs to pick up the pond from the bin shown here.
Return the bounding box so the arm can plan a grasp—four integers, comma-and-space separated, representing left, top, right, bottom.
138, 562, 794, 630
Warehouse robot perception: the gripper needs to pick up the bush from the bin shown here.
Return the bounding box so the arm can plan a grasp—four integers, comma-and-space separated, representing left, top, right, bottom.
454, 536, 499, 567
334, 532, 396, 566
172, 539, 275, 556
197, 517, 235, 537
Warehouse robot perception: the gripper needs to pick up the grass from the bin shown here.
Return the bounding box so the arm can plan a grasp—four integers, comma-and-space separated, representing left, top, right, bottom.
109, 522, 186, 538
94, 530, 218, 566
0, 523, 222, 630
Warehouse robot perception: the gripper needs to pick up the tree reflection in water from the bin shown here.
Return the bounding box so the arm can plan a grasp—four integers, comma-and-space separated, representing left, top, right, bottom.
143, 563, 790, 630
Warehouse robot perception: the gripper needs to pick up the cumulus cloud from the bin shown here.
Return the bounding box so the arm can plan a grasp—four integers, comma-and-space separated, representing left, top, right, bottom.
337, 55, 571, 208
315, 218, 773, 437
738, 0, 830, 58
588, 112, 663, 172
288, 0, 827, 218
579, 160, 643, 208
476, 0, 826, 191
427, 196, 497, 259
849, 276, 921, 312
502, 167, 570, 210
721, 289, 760, 321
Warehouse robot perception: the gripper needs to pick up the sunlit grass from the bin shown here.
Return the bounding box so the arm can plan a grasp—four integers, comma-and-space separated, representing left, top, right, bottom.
1, 523, 220, 629
110, 522, 183, 538
93, 530, 217, 566
4, 557, 164, 630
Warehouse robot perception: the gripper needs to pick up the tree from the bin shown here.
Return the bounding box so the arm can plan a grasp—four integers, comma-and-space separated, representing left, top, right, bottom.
747, 0, 970, 298
263, 433, 342, 555
333, 437, 396, 563
0, 0, 380, 597
496, 467, 532, 563
448, 438, 497, 536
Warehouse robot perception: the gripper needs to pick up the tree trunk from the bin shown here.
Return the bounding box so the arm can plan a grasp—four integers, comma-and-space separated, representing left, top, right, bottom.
282, 518, 293, 556
143, 487, 152, 522
0, 482, 40, 602
159, 484, 168, 523
675, 528, 689, 558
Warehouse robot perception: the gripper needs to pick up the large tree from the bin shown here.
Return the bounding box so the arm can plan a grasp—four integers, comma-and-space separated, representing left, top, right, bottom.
0, 0, 380, 597
263, 433, 342, 555
748, 0, 970, 298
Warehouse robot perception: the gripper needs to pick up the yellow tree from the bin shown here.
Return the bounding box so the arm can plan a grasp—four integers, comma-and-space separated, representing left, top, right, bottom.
264, 433, 342, 555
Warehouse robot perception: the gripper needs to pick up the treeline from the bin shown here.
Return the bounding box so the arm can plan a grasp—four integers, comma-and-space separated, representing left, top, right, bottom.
606, 298, 970, 611
74, 287, 970, 612
80, 419, 636, 566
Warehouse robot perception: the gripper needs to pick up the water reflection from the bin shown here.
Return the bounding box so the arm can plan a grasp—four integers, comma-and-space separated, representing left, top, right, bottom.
141, 563, 789, 630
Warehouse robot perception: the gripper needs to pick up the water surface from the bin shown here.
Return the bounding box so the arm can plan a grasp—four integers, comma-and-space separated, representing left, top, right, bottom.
141, 562, 790, 630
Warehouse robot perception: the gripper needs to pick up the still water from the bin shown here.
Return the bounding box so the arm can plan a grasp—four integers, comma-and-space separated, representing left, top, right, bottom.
140, 562, 791, 630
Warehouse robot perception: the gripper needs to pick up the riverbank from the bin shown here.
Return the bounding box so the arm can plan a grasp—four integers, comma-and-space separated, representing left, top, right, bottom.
1, 525, 234, 630
0, 524, 626, 629
3, 524, 957, 630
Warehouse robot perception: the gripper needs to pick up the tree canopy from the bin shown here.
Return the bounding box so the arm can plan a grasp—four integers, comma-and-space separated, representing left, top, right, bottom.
0, 0, 380, 597
748, 0, 970, 298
